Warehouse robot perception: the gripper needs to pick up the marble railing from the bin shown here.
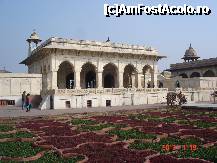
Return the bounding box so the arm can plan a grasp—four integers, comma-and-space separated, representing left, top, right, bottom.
53, 88, 168, 95
176, 87, 217, 92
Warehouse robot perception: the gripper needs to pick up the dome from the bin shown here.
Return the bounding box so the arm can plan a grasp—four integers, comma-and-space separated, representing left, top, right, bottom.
182, 44, 200, 62
26, 31, 42, 44
184, 44, 197, 57
30, 32, 40, 40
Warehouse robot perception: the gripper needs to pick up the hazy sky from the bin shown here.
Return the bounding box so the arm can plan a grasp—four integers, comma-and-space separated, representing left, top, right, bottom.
0, 0, 216, 72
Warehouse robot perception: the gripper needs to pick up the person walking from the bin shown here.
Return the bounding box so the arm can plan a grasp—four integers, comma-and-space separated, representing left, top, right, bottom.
25, 93, 32, 112
21, 91, 26, 110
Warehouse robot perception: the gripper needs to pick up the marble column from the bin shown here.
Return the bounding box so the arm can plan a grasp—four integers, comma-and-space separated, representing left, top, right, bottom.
153, 73, 158, 88
152, 64, 158, 88
42, 73, 48, 90
131, 73, 135, 88
74, 69, 81, 89
51, 71, 58, 89
137, 73, 142, 88
119, 71, 124, 88
97, 71, 103, 89
144, 73, 147, 88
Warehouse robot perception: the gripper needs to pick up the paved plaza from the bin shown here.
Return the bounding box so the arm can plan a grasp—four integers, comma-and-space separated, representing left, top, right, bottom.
182, 103, 217, 110
0, 104, 164, 118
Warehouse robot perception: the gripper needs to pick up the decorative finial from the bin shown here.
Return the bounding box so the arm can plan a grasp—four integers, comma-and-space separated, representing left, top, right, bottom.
32, 29, 37, 34
106, 37, 110, 42
190, 43, 192, 48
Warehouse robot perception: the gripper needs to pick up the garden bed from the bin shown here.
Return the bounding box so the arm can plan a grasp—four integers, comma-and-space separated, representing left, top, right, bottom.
0, 107, 217, 162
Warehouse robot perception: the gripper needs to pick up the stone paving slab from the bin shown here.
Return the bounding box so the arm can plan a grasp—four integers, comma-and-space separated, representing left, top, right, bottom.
182, 103, 217, 110
0, 104, 165, 118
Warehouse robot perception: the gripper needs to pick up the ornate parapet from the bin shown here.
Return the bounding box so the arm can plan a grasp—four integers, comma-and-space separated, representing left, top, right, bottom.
20, 37, 166, 65
40, 89, 55, 96
52, 88, 168, 96
46, 37, 159, 56
175, 87, 217, 92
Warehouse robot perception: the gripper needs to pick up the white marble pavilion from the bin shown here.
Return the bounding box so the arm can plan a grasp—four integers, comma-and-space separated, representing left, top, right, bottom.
20, 32, 167, 109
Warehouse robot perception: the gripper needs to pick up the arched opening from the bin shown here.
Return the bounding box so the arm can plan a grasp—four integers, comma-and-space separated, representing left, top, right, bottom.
158, 81, 163, 88
176, 80, 180, 88
85, 71, 96, 88
203, 70, 215, 77
104, 74, 115, 88
143, 65, 154, 88
123, 64, 138, 88
103, 63, 118, 88
57, 61, 74, 89
66, 73, 74, 89
190, 72, 201, 78
179, 73, 188, 78
81, 62, 96, 89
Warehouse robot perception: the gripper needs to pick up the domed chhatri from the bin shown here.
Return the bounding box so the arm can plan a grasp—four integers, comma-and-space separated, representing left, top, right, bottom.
26, 31, 42, 45
26, 31, 42, 57
182, 44, 200, 62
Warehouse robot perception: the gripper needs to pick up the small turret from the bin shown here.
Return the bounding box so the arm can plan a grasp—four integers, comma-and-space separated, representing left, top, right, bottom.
182, 44, 200, 62
26, 30, 42, 56
106, 37, 110, 42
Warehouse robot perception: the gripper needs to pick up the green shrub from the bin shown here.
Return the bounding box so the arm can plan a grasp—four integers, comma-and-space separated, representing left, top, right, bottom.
128, 114, 160, 121
180, 137, 202, 146
0, 142, 42, 158
0, 125, 14, 132
129, 140, 160, 151
176, 145, 217, 162
177, 120, 190, 125
193, 121, 217, 128
71, 119, 96, 125
0, 131, 34, 139
79, 123, 113, 131
162, 117, 176, 123
129, 137, 202, 154
31, 152, 84, 163
136, 114, 151, 120
79, 123, 126, 131
147, 118, 162, 122
209, 112, 217, 118
108, 129, 156, 140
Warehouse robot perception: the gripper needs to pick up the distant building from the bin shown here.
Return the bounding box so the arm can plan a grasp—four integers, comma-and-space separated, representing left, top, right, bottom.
169, 44, 217, 78
159, 44, 217, 94
0, 69, 11, 73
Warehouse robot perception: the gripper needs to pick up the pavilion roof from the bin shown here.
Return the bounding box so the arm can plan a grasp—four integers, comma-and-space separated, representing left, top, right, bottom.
169, 57, 217, 71
20, 37, 166, 65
